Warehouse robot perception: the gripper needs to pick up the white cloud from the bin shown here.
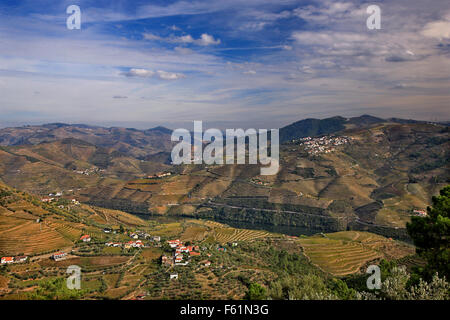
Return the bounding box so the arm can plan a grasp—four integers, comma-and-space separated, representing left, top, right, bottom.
156, 70, 186, 80
143, 32, 220, 46
122, 68, 155, 77
197, 33, 221, 46
292, 31, 365, 46
421, 20, 450, 40
121, 68, 185, 80
243, 70, 256, 75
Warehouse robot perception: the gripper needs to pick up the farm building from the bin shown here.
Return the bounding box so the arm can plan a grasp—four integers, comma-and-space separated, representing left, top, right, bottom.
80, 235, 91, 242
1, 257, 14, 264
52, 252, 67, 261
15, 256, 28, 263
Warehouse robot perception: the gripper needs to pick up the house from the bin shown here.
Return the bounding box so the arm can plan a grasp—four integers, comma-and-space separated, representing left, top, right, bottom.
126, 240, 144, 249
80, 235, 91, 242
413, 210, 428, 217
103, 228, 112, 233
204, 261, 211, 267
168, 239, 181, 248
153, 236, 161, 242
52, 252, 67, 261
124, 242, 133, 249
15, 256, 28, 263
134, 240, 144, 248
189, 251, 201, 257
1, 257, 14, 264
170, 273, 178, 280
41, 197, 54, 203
130, 233, 139, 239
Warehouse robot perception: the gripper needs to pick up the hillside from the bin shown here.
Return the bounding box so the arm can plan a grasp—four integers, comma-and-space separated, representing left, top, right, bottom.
0, 123, 173, 159
73, 121, 448, 239
0, 181, 416, 300
0, 138, 170, 194
0, 117, 447, 240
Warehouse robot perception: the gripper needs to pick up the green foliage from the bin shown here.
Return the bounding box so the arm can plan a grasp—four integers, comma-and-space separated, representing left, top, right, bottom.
375, 266, 449, 300
26, 278, 88, 300
328, 278, 357, 300
245, 283, 267, 300
407, 185, 450, 280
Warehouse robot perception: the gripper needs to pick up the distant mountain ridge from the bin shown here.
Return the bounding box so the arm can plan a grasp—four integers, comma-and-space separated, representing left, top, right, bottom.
0, 123, 174, 158
280, 115, 392, 142
0, 115, 444, 152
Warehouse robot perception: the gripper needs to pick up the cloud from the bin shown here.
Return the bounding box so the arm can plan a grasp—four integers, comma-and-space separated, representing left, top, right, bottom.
197, 33, 221, 46
292, 31, 365, 46
143, 32, 220, 46
122, 68, 185, 80
421, 20, 450, 40
122, 68, 155, 77
243, 70, 256, 75
156, 70, 186, 80
113, 95, 128, 99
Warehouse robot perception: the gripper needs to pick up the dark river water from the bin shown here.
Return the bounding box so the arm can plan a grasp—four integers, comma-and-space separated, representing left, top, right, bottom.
134, 214, 320, 237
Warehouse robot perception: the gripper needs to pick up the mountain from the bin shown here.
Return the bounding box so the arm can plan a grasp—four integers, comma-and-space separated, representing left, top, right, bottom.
279, 115, 386, 143
0, 138, 170, 194
73, 121, 448, 240
0, 116, 447, 241
0, 123, 174, 158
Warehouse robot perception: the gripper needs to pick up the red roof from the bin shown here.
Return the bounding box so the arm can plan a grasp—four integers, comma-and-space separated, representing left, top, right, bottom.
2, 257, 13, 262
54, 252, 66, 257
189, 252, 200, 256
80, 235, 90, 240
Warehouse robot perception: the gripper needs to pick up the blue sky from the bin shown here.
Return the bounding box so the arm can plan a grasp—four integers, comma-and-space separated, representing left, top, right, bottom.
0, 0, 449, 129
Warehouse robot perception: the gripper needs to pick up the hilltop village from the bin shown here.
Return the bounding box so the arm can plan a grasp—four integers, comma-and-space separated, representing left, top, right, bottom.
290, 135, 352, 155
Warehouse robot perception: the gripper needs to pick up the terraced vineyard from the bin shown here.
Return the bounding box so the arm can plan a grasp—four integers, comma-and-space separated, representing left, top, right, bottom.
213, 227, 275, 243
298, 231, 414, 276
0, 220, 73, 255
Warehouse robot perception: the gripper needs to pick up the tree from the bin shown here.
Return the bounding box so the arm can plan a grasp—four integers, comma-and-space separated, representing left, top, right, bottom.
246, 283, 267, 300
406, 185, 450, 280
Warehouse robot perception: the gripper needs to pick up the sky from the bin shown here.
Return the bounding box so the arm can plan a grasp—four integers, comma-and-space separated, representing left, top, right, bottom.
0, 0, 449, 129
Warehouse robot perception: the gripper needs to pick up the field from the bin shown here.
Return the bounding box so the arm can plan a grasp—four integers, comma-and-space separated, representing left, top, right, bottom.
298, 231, 415, 276
212, 228, 276, 243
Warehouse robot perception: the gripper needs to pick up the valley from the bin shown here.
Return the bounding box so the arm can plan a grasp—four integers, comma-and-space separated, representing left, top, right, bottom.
0, 115, 447, 300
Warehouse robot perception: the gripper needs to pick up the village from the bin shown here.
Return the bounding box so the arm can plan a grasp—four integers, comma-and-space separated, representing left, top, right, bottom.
293, 135, 351, 155
73, 167, 105, 176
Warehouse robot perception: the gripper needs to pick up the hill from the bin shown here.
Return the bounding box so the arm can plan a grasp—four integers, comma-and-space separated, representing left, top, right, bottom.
279, 115, 386, 142
74, 121, 448, 239
0, 138, 170, 194
0, 117, 447, 240
0, 123, 173, 159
